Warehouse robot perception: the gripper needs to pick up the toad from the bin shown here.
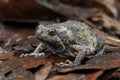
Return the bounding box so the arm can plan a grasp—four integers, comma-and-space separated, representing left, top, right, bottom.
29, 21, 105, 66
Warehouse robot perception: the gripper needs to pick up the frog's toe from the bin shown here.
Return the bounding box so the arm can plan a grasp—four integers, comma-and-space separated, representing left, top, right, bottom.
66, 59, 72, 64
95, 46, 105, 57
55, 62, 72, 67
20, 53, 29, 57
29, 52, 45, 57
19, 52, 45, 57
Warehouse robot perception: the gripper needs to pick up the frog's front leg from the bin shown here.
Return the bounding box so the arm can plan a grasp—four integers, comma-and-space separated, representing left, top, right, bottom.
69, 44, 86, 66
20, 42, 45, 57
29, 42, 46, 57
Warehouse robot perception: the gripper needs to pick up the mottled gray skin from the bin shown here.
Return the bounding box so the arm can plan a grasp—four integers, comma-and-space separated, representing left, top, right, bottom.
34, 21, 104, 66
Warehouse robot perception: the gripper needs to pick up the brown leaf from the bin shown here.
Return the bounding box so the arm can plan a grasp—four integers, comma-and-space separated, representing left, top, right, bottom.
91, 13, 120, 36
105, 36, 120, 48
82, 0, 118, 17
97, 68, 118, 80
35, 62, 52, 80
0, 0, 60, 22
47, 70, 103, 80
0, 22, 9, 39
110, 68, 120, 80
21, 57, 46, 69
0, 47, 13, 60
0, 22, 38, 54
36, 0, 100, 19
0, 58, 23, 74
8, 69, 34, 80
57, 53, 120, 73
60, 0, 81, 5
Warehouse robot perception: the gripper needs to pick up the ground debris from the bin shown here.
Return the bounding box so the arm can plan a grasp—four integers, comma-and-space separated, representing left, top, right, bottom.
7, 69, 34, 80
81, 0, 118, 17
47, 71, 103, 80
20, 57, 46, 69
56, 53, 120, 80
57, 53, 120, 72
0, 0, 120, 80
0, 58, 23, 80
35, 62, 52, 80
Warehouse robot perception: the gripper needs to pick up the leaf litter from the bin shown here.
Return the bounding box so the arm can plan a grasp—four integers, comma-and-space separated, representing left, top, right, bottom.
0, 0, 120, 80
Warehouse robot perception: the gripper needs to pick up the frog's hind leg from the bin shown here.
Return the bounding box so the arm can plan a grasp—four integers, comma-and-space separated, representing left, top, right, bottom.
72, 51, 85, 66
55, 59, 73, 67
55, 52, 85, 67
94, 46, 105, 57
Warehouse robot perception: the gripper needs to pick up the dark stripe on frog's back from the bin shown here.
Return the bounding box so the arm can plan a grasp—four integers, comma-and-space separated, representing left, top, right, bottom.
52, 21, 80, 43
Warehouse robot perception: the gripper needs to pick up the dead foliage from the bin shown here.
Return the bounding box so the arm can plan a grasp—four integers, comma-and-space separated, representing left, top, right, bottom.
0, 0, 120, 80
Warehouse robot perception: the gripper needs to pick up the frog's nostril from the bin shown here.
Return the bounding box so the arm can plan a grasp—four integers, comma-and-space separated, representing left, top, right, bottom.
39, 30, 43, 34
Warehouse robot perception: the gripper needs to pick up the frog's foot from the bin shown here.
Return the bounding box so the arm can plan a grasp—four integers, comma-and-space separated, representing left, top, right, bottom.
29, 52, 45, 57
20, 52, 45, 57
66, 59, 72, 64
20, 53, 29, 57
55, 62, 72, 67
95, 46, 105, 57
55, 59, 73, 67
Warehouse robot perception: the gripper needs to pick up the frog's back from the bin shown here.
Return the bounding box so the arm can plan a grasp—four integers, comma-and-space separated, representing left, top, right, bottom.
54, 21, 97, 44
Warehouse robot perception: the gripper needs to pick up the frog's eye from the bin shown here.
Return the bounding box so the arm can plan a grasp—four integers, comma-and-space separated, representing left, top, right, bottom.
48, 29, 56, 35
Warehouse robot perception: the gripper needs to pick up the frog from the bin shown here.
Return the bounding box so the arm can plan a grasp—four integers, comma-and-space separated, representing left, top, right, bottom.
29, 21, 105, 66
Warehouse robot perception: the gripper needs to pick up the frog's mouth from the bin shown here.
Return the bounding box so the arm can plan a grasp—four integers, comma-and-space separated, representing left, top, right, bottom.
39, 37, 65, 52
